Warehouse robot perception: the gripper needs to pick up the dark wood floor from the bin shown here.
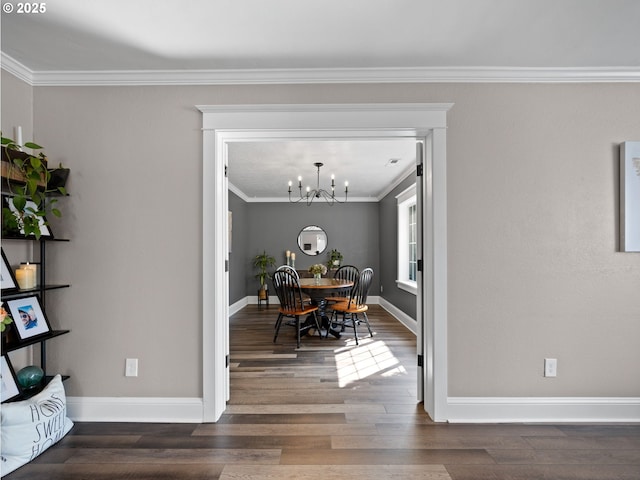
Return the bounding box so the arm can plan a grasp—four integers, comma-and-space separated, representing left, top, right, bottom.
7, 304, 640, 479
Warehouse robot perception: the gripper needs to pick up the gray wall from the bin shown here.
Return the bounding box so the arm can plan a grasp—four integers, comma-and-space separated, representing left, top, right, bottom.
379, 174, 418, 319
228, 191, 248, 304
3, 71, 639, 401
229, 191, 411, 318
244, 201, 380, 294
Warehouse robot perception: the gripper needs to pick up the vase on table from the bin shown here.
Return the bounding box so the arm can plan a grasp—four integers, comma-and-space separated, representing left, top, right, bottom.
313, 273, 321, 284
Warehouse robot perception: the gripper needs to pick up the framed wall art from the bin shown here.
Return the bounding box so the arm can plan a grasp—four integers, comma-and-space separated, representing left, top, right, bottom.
1, 355, 21, 403
3, 196, 53, 238
4, 296, 51, 340
620, 141, 640, 252
1, 248, 18, 292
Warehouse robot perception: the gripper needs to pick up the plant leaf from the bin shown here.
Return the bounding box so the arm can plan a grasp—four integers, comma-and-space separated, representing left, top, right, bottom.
30, 156, 42, 169
24, 142, 43, 149
12, 196, 27, 211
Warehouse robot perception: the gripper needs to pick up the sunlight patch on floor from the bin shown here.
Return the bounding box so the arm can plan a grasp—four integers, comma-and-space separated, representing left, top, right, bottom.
334, 338, 407, 388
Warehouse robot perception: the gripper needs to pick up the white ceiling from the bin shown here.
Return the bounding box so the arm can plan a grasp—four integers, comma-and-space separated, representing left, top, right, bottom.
2, 0, 639, 200
227, 138, 419, 201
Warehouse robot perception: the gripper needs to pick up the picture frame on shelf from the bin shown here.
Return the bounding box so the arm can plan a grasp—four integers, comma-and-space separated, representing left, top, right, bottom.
2, 196, 53, 238
1, 355, 21, 402
1, 248, 18, 292
5, 295, 51, 340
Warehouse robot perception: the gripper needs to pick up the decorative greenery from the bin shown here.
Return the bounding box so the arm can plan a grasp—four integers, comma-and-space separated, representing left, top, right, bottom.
326, 249, 343, 269
309, 263, 327, 276
253, 250, 276, 288
1, 306, 13, 333
1, 135, 67, 239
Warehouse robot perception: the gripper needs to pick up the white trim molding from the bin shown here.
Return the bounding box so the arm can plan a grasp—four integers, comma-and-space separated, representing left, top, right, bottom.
67, 397, 204, 423
447, 397, 640, 423
201, 103, 451, 424
4, 53, 640, 86
378, 297, 417, 335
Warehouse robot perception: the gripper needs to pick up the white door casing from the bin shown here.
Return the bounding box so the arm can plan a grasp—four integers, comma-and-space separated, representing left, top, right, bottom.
199, 103, 451, 422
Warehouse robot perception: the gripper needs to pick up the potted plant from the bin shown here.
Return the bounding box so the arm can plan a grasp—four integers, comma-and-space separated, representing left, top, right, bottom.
1, 135, 68, 239
254, 250, 276, 299
1, 306, 14, 345
326, 249, 343, 269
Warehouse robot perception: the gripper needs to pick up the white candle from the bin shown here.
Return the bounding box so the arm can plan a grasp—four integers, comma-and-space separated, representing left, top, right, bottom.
16, 265, 36, 289
291, 253, 295, 260
20, 262, 38, 286
16, 126, 23, 147
286, 250, 290, 258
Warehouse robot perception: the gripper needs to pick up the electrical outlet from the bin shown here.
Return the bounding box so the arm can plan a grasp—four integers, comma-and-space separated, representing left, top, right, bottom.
125, 358, 138, 377
544, 358, 557, 377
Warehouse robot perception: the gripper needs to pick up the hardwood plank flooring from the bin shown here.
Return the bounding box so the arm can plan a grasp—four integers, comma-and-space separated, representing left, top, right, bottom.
5, 304, 640, 479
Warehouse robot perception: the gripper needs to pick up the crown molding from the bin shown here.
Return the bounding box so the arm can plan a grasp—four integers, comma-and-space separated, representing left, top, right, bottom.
3, 53, 640, 86
230, 181, 378, 203
1, 53, 33, 84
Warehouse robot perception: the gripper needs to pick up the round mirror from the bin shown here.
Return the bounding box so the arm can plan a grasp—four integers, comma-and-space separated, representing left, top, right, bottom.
297, 225, 328, 256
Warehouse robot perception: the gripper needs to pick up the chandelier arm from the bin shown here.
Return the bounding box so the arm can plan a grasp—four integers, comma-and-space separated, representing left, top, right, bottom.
288, 162, 348, 205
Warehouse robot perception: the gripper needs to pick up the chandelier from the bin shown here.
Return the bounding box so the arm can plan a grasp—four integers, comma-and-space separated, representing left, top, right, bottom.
288, 162, 348, 206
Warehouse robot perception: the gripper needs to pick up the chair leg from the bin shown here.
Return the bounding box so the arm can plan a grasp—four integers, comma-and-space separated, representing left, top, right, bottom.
296, 316, 301, 348
352, 313, 359, 345
273, 313, 284, 343
362, 312, 373, 338
325, 310, 336, 339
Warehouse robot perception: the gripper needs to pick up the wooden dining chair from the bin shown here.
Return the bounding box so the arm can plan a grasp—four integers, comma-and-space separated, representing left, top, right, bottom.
272, 269, 321, 348
327, 264, 359, 304
327, 267, 374, 345
275, 265, 311, 304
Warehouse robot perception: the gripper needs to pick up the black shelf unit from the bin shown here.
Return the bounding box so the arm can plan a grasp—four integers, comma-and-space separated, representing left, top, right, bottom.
1, 236, 70, 400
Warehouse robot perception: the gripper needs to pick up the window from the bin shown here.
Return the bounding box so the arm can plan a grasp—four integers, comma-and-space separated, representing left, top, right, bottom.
396, 184, 417, 295
409, 203, 417, 281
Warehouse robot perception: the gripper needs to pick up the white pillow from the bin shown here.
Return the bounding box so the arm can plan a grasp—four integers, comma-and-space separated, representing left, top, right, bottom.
1, 374, 73, 477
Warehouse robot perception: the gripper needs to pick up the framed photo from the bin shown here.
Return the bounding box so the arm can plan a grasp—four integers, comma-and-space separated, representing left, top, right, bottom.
620, 141, 640, 251
3, 196, 53, 238
5, 296, 51, 340
1, 355, 21, 403
1, 248, 18, 292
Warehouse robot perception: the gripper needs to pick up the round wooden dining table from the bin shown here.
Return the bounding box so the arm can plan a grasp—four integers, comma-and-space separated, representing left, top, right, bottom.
298, 277, 353, 338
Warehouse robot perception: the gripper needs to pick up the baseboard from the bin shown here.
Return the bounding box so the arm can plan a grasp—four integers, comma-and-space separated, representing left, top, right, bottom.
247, 295, 276, 306
67, 396, 204, 423
229, 296, 249, 315
446, 396, 640, 423
378, 297, 417, 335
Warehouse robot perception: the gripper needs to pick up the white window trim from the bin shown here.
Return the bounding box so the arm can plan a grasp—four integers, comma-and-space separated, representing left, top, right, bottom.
396, 183, 417, 296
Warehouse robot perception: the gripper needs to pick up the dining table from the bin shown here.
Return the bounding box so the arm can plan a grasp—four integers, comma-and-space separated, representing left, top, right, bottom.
298, 277, 354, 339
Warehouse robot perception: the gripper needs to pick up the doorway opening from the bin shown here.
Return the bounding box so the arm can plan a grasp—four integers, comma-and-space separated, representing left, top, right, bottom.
199, 103, 451, 422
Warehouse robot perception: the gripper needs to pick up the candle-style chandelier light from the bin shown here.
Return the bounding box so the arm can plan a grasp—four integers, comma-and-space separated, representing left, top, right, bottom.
288, 162, 349, 206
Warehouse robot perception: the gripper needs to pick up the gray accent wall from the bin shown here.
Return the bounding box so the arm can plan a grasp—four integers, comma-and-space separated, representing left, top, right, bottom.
229, 186, 417, 322
228, 191, 249, 304
244, 201, 380, 295
379, 174, 418, 319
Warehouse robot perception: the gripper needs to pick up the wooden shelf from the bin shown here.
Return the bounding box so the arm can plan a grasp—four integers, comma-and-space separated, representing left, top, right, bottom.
2, 329, 70, 353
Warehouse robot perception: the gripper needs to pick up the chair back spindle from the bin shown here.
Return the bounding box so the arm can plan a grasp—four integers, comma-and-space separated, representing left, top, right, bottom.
348, 267, 374, 309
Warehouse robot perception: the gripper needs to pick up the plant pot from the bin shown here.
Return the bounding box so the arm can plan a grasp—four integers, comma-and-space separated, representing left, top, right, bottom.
1, 322, 17, 347
48, 167, 70, 189
1, 147, 47, 186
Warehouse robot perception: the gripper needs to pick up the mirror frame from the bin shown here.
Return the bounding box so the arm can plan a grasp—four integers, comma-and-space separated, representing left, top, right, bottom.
297, 225, 328, 256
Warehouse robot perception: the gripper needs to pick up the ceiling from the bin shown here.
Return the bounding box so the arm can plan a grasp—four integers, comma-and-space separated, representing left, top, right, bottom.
2, 0, 639, 200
